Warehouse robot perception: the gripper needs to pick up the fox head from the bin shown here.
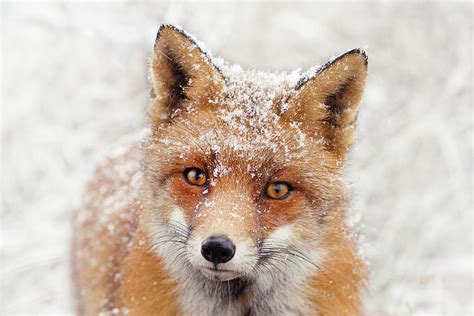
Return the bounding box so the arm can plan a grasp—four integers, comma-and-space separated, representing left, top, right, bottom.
140, 25, 367, 292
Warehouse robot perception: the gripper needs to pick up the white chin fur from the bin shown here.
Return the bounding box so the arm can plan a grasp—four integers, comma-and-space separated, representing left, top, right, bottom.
199, 268, 242, 281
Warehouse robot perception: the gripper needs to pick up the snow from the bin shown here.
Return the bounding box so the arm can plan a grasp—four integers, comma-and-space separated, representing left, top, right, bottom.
1, 1, 472, 315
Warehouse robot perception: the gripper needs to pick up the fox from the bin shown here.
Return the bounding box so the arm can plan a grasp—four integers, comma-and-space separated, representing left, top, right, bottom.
71, 24, 368, 316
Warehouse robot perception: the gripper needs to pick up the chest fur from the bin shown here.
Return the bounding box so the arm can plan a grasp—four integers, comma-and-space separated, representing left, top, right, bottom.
176, 273, 313, 316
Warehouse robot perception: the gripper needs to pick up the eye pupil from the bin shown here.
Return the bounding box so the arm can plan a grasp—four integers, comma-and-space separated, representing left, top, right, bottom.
274, 184, 282, 193
266, 182, 290, 199
184, 168, 207, 186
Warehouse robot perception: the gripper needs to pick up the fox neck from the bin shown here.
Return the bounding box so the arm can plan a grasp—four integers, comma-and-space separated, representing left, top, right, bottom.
175, 267, 312, 316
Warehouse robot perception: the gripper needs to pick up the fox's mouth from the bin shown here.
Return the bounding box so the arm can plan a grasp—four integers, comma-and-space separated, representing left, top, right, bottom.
199, 267, 241, 281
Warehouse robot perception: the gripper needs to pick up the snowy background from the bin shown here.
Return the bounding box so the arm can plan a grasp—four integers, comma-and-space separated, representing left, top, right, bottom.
1, 1, 472, 315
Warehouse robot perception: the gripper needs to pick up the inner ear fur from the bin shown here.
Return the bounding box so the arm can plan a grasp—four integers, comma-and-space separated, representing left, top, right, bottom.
285, 49, 368, 157
149, 25, 225, 124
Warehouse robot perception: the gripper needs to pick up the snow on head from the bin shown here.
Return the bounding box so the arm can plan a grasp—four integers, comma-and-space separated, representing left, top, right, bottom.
190, 64, 311, 182
147, 30, 330, 188
211, 64, 305, 149
152, 26, 311, 171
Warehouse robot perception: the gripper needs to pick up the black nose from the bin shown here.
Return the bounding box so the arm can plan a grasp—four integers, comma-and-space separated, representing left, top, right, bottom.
201, 236, 236, 264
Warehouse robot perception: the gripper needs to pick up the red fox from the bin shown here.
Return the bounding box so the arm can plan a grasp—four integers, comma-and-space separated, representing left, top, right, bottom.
72, 24, 368, 316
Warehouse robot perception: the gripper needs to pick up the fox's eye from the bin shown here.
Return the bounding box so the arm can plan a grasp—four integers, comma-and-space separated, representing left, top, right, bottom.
184, 168, 207, 186
265, 182, 291, 200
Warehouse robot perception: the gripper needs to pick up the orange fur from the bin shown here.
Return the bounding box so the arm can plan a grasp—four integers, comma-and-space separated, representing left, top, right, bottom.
72, 24, 368, 315
308, 210, 367, 315
115, 230, 181, 315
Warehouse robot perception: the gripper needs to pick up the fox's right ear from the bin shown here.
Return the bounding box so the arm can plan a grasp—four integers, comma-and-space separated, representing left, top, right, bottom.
149, 25, 225, 124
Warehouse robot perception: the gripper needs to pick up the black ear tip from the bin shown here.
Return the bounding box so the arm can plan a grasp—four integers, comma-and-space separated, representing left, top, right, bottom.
154, 24, 185, 48
295, 48, 368, 90
345, 48, 368, 66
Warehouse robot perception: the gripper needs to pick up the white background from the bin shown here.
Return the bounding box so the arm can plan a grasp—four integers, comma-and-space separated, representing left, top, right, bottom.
1, 1, 472, 315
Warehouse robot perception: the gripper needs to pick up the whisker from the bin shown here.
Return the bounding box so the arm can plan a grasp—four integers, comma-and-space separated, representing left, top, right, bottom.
256, 238, 326, 280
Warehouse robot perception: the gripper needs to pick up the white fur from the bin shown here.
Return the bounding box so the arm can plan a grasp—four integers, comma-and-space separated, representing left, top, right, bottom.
148, 213, 325, 315
169, 207, 187, 226
147, 207, 188, 274
267, 223, 294, 241
250, 223, 326, 315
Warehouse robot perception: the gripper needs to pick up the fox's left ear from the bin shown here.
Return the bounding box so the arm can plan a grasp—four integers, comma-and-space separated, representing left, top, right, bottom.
284, 49, 368, 157
149, 25, 225, 124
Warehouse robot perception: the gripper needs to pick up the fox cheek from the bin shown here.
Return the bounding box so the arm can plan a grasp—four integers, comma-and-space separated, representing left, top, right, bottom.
169, 208, 188, 227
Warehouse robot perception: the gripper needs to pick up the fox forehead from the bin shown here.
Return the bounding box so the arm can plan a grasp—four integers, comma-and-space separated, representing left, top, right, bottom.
149, 71, 321, 172
149, 109, 318, 179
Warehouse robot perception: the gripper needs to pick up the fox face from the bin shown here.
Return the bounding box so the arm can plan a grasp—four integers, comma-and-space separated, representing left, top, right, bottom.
139, 25, 367, 312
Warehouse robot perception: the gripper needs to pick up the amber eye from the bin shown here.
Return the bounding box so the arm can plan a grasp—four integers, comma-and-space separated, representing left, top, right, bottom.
184, 168, 207, 186
265, 182, 291, 200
